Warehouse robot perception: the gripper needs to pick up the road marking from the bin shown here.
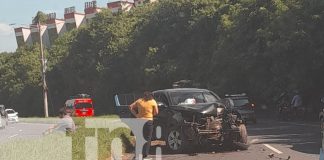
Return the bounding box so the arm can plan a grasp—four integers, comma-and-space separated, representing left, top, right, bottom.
278, 121, 319, 127
263, 144, 283, 154
250, 139, 259, 144
8, 134, 18, 138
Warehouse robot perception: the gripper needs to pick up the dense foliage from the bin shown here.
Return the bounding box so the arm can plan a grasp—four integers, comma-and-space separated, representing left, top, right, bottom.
1, 0, 324, 116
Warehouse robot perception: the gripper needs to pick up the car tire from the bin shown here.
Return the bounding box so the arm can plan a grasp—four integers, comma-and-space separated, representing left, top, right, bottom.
164, 127, 189, 153
233, 124, 249, 150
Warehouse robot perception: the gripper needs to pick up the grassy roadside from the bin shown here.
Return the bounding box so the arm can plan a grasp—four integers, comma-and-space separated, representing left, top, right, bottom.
0, 115, 134, 160
72, 116, 134, 160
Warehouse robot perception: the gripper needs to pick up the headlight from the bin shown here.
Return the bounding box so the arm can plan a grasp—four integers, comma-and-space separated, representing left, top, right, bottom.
216, 107, 224, 115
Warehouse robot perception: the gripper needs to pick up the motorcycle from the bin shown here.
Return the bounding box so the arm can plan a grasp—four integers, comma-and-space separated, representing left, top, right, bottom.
278, 102, 291, 121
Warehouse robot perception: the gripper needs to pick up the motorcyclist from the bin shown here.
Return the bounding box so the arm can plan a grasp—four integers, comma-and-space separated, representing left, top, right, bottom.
277, 92, 290, 120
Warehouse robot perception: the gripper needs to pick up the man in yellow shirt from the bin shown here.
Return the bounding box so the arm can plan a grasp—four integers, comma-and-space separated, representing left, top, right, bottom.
129, 91, 159, 159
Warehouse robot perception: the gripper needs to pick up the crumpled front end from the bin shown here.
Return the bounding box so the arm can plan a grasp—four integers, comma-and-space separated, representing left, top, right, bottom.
181, 108, 241, 144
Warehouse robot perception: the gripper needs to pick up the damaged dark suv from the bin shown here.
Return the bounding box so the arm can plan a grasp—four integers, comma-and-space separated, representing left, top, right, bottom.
152, 88, 248, 152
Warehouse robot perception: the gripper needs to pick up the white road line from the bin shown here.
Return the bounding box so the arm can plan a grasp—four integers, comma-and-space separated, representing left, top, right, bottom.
278, 121, 319, 127
263, 144, 283, 154
8, 134, 18, 138
250, 139, 259, 144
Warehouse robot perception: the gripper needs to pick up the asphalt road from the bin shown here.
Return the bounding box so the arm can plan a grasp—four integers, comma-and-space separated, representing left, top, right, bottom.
0, 118, 320, 160
138, 119, 321, 160
0, 122, 53, 144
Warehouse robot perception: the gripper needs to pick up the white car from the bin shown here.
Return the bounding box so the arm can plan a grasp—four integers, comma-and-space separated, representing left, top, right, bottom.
5, 109, 19, 122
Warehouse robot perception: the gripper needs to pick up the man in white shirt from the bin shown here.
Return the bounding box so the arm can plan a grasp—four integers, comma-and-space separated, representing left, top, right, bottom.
56, 108, 76, 133
291, 91, 304, 119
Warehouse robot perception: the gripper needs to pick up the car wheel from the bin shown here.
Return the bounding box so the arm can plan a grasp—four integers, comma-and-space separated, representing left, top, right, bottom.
165, 127, 188, 153
233, 124, 249, 150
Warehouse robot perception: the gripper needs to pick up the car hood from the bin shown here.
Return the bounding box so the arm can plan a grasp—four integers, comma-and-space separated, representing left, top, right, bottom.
170, 102, 223, 115
7, 113, 17, 116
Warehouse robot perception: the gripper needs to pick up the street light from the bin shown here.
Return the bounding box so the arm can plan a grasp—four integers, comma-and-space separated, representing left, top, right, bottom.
11, 23, 49, 118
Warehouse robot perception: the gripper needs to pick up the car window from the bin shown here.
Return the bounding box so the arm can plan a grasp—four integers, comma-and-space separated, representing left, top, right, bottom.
154, 93, 169, 106
75, 103, 93, 109
170, 91, 218, 105
232, 99, 249, 107
204, 92, 219, 102
6, 110, 15, 114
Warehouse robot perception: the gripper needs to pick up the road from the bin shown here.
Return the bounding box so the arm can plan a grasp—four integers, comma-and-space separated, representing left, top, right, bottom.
0, 118, 320, 160
0, 122, 53, 144
142, 119, 321, 160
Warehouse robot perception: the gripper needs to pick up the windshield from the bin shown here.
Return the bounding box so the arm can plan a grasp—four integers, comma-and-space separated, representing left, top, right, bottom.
169, 91, 219, 105
6, 110, 15, 114
75, 103, 93, 109
232, 99, 249, 107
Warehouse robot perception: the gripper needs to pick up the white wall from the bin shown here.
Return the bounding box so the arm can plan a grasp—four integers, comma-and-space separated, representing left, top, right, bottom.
75, 14, 86, 27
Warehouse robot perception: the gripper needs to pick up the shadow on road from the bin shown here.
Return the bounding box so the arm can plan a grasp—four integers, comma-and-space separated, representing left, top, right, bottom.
148, 141, 247, 156
248, 116, 320, 155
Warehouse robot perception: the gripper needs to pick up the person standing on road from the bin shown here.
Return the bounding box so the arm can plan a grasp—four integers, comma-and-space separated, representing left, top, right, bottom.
291, 90, 303, 119
129, 91, 159, 159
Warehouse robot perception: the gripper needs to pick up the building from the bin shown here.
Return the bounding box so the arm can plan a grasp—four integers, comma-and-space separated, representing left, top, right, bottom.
64, 6, 85, 32
14, 0, 158, 48
46, 13, 66, 45
14, 27, 32, 47
30, 23, 50, 48
84, 1, 102, 23
107, 0, 134, 13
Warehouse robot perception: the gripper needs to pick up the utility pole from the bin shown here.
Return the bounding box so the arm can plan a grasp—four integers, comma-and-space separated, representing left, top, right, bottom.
38, 22, 49, 118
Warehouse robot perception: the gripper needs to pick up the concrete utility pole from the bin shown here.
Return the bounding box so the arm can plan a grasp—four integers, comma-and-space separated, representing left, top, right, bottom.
38, 22, 49, 118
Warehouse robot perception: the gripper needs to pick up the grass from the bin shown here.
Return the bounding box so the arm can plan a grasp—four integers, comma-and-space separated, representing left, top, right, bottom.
0, 115, 134, 160
19, 115, 119, 124
0, 133, 72, 160
71, 117, 134, 160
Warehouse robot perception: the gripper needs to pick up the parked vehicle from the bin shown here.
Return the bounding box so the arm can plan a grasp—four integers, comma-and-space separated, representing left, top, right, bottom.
225, 93, 256, 124
5, 109, 19, 122
0, 105, 8, 129
65, 94, 94, 117
278, 103, 291, 120
115, 88, 249, 153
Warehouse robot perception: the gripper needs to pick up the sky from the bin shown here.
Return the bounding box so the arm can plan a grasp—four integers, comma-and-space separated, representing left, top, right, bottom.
0, 0, 117, 52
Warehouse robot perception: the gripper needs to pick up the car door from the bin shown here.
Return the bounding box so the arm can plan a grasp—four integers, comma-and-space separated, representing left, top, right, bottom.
153, 92, 170, 139
154, 92, 169, 109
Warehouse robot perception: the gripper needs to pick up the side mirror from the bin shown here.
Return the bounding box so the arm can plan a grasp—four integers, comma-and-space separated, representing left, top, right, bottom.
157, 102, 167, 108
